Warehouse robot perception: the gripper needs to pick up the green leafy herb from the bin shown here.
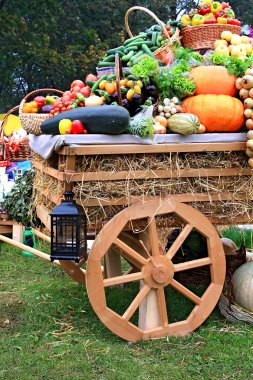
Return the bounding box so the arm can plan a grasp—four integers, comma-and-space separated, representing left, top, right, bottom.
173, 46, 204, 64
2, 170, 35, 226
154, 68, 196, 100
210, 52, 253, 77
131, 57, 159, 85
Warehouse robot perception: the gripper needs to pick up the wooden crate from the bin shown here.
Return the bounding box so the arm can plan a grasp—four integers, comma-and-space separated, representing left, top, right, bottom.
32, 140, 253, 232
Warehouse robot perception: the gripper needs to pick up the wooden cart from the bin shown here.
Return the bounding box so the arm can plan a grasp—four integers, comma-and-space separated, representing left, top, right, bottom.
1, 136, 252, 342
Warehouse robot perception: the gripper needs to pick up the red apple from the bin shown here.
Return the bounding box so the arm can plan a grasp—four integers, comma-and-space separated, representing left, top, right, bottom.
71, 119, 86, 134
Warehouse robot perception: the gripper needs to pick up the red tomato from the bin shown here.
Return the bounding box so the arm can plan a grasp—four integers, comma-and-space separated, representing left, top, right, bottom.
70, 80, 85, 89
63, 91, 71, 97
62, 95, 71, 103
85, 73, 98, 83
70, 91, 78, 99
80, 86, 90, 97
72, 85, 82, 93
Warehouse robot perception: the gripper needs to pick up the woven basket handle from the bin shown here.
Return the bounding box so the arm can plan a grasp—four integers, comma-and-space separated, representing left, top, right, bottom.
0, 105, 20, 138
125, 6, 170, 40
115, 53, 123, 107
19, 88, 63, 114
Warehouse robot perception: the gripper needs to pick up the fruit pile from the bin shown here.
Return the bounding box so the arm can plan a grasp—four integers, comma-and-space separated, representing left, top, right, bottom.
181, 1, 241, 27
214, 31, 253, 58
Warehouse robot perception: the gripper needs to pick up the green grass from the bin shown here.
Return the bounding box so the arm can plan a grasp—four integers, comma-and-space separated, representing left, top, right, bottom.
221, 226, 253, 248
1, 241, 253, 380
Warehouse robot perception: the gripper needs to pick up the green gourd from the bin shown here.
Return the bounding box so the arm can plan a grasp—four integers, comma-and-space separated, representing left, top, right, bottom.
167, 113, 200, 135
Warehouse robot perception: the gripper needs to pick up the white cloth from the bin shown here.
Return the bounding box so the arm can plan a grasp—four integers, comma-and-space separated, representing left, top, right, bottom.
29, 132, 247, 160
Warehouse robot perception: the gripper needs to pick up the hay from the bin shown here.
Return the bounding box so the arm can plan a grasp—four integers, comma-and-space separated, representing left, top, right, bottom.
32, 150, 253, 231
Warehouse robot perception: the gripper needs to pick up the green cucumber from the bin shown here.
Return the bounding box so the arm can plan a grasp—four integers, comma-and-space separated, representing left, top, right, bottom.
107, 73, 116, 80
151, 32, 158, 46
141, 44, 155, 58
97, 61, 116, 67
124, 45, 139, 52
40, 106, 130, 135
122, 70, 131, 77
127, 74, 138, 81
107, 46, 125, 54
91, 75, 107, 93
86, 80, 96, 87
122, 50, 135, 62
101, 54, 115, 62
123, 33, 147, 45
127, 40, 153, 48
130, 50, 146, 61
156, 32, 162, 47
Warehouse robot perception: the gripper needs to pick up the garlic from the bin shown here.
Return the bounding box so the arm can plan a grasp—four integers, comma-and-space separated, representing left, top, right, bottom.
172, 97, 179, 104
158, 105, 164, 112
165, 112, 171, 118
159, 112, 165, 117
170, 107, 177, 115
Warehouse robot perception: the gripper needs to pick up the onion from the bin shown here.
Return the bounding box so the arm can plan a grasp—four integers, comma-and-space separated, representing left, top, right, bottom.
247, 130, 253, 139
248, 158, 253, 168
246, 119, 253, 130
244, 98, 253, 109
85, 95, 103, 106
239, 88, 249, 100
246, 148, 253, 158
244, 108, 253, 119
235, 78, 243, 90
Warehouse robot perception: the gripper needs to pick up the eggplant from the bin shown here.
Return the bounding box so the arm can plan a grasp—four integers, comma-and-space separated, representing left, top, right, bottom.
41, 105, 53, 113
111, 92, 119, 101
132, 93, 143, 105
145, 85, 158, 97
122, 98, 130, 108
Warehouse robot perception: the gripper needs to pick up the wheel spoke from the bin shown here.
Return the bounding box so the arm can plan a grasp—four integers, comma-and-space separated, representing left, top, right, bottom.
171, 279, 202, 305
148, 218, 161, 257
122, 284, 150, 321
156, 288, 169, 327
115, 237, 148, 268
174, 257, 211, 272
166, 224, 193, 259
103, 272, 143, 287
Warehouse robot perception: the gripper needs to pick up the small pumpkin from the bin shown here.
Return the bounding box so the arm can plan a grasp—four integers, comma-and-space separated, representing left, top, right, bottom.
232, 261, 253, 312
190, 66, 237, 96
182, 95, 245, 132
167, 113, 200, 135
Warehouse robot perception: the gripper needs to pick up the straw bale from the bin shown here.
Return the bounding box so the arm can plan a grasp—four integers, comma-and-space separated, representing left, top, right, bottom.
32, 150, 253, 231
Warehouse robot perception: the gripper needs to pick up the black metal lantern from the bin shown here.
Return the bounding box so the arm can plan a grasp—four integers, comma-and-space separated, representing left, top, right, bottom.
50, 192, 87, 262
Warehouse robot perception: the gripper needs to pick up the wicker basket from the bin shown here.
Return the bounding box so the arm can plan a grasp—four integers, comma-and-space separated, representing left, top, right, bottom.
19, 88, 63, 135
1, 106, 31, 161
180, 24, 242, 50
125, 6, 181, 62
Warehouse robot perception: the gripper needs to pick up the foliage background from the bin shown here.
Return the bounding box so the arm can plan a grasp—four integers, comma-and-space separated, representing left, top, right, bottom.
0, 0, 251, 112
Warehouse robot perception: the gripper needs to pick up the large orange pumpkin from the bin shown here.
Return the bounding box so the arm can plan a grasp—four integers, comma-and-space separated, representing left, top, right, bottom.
190, 66, 237, 96
182, 95, 245, 132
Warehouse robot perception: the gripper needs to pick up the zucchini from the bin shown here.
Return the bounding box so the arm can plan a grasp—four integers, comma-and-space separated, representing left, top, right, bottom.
151, 32, 158, 46
124, 45, 139, 52
40, 106, 130, 135
123, 33, 147, 45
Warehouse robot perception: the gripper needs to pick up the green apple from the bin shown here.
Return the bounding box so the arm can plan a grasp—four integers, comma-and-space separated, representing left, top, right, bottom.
215, 44, 230, 55
230, 34, 242, 45
221, 30, 233, 42
214, 39, 228, 49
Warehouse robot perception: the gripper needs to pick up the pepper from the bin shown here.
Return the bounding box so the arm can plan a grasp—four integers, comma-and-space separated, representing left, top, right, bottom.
204, 13, 215, 19
200, 0, 212, 5
227, 18, 241, 26
191, 14, 205, 26
221, 2, 231, 9
189, 8, 199, 18
211, 2, 222, 14
45, 95, 57, 105
22, 101, 39, 113
204, 18, 217, 24
200, 3, 211, 15
217, 17, 227, 24
215, 10, 227, 18
33, 96, 45, 108
224, 8, 235, 18
181, 14, 191, 27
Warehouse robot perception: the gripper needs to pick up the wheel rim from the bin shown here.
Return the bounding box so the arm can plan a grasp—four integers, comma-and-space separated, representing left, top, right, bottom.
86, 198, 225, 342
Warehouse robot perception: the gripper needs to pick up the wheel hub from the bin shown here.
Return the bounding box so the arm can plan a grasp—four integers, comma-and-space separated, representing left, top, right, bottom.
142, 256, 175, 289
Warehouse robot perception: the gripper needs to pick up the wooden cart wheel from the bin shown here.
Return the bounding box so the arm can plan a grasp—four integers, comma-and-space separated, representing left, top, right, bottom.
86, 199, 225, 342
